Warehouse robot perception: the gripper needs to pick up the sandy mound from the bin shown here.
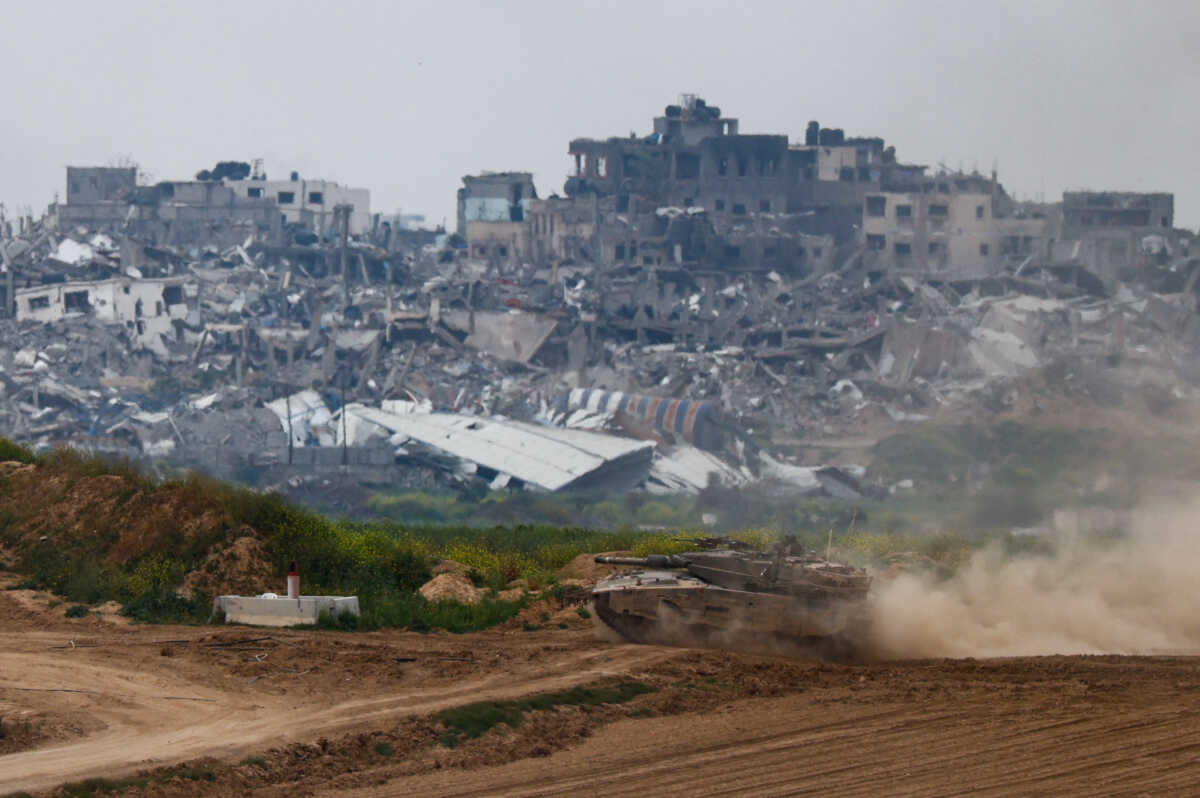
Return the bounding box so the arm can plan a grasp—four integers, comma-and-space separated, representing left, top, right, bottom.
180, 535, 276, 599
419, 573, 481, 604
556, 551, 634, 584
432, 559, 470, 577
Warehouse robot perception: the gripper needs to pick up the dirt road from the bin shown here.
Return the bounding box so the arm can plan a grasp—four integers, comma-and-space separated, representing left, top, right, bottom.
4, 587, 1200, 797
0, 616, 669, 793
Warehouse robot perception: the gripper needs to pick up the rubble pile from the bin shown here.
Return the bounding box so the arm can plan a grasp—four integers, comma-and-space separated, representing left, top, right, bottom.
2, 193, 1199, 504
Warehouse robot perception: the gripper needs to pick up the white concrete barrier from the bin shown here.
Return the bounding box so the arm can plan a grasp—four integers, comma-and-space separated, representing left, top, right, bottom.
212, 595, 360, 627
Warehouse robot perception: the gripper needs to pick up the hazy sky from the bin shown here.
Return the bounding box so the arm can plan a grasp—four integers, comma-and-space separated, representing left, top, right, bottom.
3, 1, 1198, 229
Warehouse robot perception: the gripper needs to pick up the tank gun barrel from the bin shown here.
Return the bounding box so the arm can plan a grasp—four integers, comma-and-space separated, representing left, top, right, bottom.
594, 554, 685, 568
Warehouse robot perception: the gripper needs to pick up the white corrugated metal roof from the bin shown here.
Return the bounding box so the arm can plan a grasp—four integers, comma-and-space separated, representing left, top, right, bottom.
349, 407, 653, 491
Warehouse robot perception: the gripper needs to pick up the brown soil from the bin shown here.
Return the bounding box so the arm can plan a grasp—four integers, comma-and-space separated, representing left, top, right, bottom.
417, 573, 481, 604
3, 574, 1199, 797
0, 462, 277, 605
180, 535, 275, 599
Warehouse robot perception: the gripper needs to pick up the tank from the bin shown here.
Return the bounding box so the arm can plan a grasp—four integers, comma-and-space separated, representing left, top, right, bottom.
591, 541, 871, 657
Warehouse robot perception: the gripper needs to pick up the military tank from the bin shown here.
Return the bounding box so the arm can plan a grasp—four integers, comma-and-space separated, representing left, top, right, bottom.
591, 541, 871, 657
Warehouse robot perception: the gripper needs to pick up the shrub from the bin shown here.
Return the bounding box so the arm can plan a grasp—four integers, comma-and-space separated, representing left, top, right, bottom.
435, 682, 656, 747
64, 605, 89, 618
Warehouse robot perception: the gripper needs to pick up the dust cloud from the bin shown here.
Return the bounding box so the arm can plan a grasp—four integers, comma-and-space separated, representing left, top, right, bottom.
867, 500, 1200, 658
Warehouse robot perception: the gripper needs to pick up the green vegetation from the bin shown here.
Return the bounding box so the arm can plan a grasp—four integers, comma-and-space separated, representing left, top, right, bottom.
56, 765, 214, 797
58, 777, 150, 797
63, 604, 89, 618
435, 681, 657, 747
373, 741, 395, 757
366, 489, 696, 530
3, 417, 1180, 634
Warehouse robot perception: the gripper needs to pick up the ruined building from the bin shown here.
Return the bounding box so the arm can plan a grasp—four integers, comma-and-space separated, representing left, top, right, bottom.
860, 171, 1050, 277
456, 172, 537, 262
1050, 192, 1175, 287
52, 166, 371, 249
563, 94, 924, 245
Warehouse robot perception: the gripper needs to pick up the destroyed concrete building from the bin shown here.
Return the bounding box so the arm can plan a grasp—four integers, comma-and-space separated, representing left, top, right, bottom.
226, 174, 371, 236
456, 172, 537, 263
861, 171, 1050, 276
1051, 192, 1176, 288
52, 165, 371, 249
564, 94, 925, 248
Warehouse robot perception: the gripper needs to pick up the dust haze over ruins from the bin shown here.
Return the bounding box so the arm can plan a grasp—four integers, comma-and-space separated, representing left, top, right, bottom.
0, 79, 1194, 516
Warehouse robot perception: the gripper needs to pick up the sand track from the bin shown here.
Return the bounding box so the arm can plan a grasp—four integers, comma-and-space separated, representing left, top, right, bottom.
0, 619, 670, 794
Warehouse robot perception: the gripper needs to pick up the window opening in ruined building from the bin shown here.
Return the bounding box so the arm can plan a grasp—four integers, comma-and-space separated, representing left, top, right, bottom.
866, 196, 886, 217
764, 246, 777, 258
937, 183, 949, 193
929, 204, 949, 218
136, 320, 145, 335
1162, 216, 1169, 227
684, 197, 694, 207
309, 191, 324, 204
813, 247, 823, 257
976, 204, 985, 219
28, 296, 50, 311
980, 243, 990, 256
717, 158, 728, 176
64, 291, 91, 312
475, 246, 486, 256
135, 298, 144, 318
596, 156, 607, 177
643, 256, 654, 265
123, 285, 131, 295
896, 204, 912, 218
616, 193, 629, 212
866, 234, 886, 250
714, 199, 725, 211
759, 200, 771, 213
839, 167, 855, 182
737, 159, 748, 177
857, 167, 870, 181
723, 246, 740, 259
247, 187, 262, 198
278, 191, 295, 204
676, 153, 700, 179
895, 242, 911, 255
498, 246, 508, 257
732, 203, 746, 215
929, 242, 942, 254
615, 244, 626, 260
630, 243, 637, 258
70, 180, 80, 194
155, 300, 163, 316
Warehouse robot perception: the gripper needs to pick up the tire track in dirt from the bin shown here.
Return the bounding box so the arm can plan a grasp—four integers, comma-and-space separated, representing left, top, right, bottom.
346, 682, 1200, 798
0, 636, 670, 794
